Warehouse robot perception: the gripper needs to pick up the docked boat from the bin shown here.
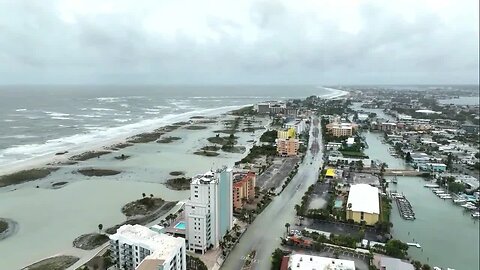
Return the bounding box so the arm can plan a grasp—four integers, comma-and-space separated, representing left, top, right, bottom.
424, 183, 440, 188
453, 198, 467, 204
471, 212, 480, 218
439, 194, 452, 199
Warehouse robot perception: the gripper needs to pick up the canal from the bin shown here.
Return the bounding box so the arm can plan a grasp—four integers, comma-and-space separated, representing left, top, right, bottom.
363, 131, 479, 270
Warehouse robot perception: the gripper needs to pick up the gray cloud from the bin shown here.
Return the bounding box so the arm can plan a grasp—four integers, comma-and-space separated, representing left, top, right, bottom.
0, 0, 478, 84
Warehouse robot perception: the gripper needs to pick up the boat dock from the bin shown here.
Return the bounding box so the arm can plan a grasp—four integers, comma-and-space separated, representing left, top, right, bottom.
391, 192, 415, 220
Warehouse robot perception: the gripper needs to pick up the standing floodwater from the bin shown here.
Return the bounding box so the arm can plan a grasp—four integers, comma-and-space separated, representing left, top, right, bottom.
363, 132, 479, 270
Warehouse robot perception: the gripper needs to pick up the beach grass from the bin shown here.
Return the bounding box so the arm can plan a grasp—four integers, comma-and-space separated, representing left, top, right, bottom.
169, 171, 185, 176
166, 177, 191, 190
184, 125, 208, 130
0, 220, 7, 234
200, 145, 221, 151
127, 131, 164, 143
157, 136, 181, 143
69, 151, 111, 161
122, 197, 165, 217
21, 255, 79, 270
0, 168, 59, 188
51, 182, 68, 188
77, 169, 121, 177
193, 151, 220, 157
73, 233, 110, 250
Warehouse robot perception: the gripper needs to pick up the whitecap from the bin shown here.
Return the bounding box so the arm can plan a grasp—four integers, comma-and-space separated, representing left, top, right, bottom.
15, 108, 27, 112
91, 108, 116, 111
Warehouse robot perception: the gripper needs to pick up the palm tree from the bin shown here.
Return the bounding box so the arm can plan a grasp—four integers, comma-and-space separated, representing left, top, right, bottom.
285, 223, 290, 235
150, 194, 154, 198
142, 193, 146, 198
98, 223, 103, 233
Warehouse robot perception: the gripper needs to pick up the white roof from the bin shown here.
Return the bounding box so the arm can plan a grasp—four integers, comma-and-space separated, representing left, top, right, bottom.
289, 254, 355, 270
110, 224, 184, 259
347, 184, 380, 214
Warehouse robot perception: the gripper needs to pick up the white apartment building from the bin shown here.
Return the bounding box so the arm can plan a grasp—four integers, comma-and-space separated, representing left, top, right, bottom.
285, 119, 307, 134
185, 167, 233, 254
109, 224, 186, 270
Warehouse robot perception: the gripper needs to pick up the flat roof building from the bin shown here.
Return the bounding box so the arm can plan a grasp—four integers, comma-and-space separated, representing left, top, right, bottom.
346, 184, 380, 225
109, 224, 186, 270
286, 254, 355, 270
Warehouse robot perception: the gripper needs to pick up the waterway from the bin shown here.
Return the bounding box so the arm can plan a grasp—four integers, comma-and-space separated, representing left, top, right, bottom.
363, 131, 479, 270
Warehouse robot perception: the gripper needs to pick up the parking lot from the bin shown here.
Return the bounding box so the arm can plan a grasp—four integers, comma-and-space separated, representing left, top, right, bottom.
295, 219, 380, 242
256, 157, 300, 192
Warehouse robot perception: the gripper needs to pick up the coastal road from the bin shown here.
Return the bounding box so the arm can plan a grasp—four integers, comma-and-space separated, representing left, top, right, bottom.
221, 118, 323, 270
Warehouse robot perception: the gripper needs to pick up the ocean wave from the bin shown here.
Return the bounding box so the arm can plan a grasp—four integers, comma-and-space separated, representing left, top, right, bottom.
0, 135, 38, 139
44, 111, 70, 117
51, 116, 72, 120
0, 105, 246, 167
96, 97, 124, 103
4, 119, 15, 122
91, 108, 116, 111
113, 119, 131, 123
77, 114, 102, 118
15, 108, 27, 112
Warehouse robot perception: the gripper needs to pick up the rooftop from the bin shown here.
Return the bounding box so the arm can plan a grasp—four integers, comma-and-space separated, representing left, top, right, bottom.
110, 224, 184, 258
288, 254, 355, 270
347, 184, 380, 214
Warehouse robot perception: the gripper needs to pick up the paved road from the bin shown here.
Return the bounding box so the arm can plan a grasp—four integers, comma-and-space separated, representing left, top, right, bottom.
221, 118, 323, 270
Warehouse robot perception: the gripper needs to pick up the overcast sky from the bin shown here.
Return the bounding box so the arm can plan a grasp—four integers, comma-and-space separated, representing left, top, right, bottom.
0, 0, 478, 85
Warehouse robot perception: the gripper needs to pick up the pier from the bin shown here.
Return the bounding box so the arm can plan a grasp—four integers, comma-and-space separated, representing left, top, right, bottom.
390, 192, 415, 220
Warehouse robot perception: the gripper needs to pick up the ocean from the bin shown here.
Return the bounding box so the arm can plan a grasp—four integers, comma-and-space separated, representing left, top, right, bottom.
0, 85, 342, 170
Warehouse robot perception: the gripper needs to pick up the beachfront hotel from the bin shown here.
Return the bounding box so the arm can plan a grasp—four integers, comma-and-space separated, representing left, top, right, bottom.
109, 224, 186, 270
346, 184, 380, 225
233, 171, 256, 209
185, 167, 233, 254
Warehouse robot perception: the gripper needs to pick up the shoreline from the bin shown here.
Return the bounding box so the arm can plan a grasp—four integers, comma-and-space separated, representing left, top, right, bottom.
0, 89, 347, 269
0, 87, 347, 179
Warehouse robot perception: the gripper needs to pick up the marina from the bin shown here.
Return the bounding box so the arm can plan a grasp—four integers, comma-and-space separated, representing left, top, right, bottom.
362, 131, 479, 270
391, 192, 415, 220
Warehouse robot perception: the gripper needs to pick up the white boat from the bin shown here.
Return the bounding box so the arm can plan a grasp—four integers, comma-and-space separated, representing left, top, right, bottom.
461, 202, 475, 208
439, 195, 452, 199
471, 212, 480, 218
424, 183, 440, 188
407, 242, 421, 248
433, 267, 441, 270
434, 190, 446, 195
453, 199, 467, 204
